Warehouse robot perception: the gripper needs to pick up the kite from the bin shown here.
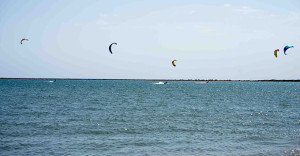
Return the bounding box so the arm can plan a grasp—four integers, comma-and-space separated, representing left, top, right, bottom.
20, 38, 29, 44
172, 60, 177, 67
283, 45, 294, 55
274, 49, 279, 58
109, 43, 117, 54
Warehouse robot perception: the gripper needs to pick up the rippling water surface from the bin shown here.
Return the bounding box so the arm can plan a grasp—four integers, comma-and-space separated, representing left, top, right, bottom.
0, 79, 299, 155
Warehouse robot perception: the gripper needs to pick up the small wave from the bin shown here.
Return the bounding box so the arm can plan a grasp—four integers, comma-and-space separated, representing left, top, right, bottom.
284, 149, 300, 156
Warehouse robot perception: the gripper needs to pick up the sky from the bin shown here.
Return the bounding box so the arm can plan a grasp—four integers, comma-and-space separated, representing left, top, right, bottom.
0, 0, 299, 80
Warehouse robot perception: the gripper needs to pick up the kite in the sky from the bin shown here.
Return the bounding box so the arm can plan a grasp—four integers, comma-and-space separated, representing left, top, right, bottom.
172, 60, 177, 67
274, 49, 279, 58
283, 45, 294, 55
109, 43, 117, 54
20, 38, 29, 44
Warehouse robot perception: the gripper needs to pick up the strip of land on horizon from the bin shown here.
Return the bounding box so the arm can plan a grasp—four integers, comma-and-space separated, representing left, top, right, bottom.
1, 78, 299, 82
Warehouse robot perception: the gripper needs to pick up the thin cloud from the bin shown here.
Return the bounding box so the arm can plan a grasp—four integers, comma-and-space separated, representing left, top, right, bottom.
234, 6, 258, 13
224, 3, 232, 7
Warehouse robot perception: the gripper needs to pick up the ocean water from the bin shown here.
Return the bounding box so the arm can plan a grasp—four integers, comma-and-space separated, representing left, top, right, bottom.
0, 79, 299, 156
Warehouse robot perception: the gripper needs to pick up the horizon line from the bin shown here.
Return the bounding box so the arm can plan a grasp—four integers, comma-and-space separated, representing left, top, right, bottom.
0, 78, 299, 82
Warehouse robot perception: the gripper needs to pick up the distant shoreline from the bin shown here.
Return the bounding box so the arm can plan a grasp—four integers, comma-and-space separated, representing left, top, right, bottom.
0, 78, 299, 82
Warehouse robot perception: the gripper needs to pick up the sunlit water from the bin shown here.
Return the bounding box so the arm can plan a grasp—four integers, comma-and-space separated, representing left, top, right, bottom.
1, 79, 299, 155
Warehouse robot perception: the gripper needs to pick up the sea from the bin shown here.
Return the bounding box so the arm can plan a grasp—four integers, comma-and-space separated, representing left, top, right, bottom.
0, 79, 299, 156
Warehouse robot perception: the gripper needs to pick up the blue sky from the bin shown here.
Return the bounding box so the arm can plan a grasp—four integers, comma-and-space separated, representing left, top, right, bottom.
0, 0, 299, 79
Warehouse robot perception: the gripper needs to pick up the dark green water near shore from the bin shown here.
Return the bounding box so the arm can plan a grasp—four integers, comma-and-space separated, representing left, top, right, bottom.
1, 79, 299, 155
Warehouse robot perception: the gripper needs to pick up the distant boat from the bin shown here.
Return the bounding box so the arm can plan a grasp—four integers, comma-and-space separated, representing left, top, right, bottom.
196, 81, 209, 84
49, 79, 56, 83
155, 82, 168, 85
